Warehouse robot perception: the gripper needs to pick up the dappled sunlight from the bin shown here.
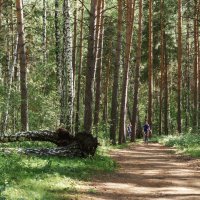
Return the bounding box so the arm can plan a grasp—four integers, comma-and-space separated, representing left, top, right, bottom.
80, 143, 200, 200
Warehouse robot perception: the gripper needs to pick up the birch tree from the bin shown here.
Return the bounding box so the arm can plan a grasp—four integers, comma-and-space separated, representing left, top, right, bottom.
61, 0, 74, 132
119, 0, 135, 144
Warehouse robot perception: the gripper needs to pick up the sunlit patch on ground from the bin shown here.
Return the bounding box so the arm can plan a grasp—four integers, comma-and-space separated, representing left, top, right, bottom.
79, 143, 200, 200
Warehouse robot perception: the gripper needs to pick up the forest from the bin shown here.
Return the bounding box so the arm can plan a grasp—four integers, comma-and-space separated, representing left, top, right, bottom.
0, 0, 199, 199
0, 0, 199, 139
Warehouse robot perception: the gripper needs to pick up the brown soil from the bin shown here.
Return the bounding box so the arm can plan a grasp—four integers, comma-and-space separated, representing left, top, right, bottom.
76, 143, 200, 200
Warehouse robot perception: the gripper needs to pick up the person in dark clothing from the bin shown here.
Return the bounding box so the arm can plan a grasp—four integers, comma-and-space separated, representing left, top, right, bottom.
143, 121, 150, 144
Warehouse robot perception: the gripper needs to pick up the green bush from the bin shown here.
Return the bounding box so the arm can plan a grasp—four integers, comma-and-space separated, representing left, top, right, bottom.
160, 133, 200, 157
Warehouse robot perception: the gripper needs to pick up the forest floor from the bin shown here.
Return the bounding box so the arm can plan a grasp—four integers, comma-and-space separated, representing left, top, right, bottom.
70, 142, 200, 200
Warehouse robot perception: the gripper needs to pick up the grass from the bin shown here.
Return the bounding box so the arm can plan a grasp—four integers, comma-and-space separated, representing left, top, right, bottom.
159, 133, 200, 158
0, 141, 117, 200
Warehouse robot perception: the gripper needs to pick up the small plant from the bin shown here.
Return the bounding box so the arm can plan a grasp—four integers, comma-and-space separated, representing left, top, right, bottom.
0, 142, 117, 200
159, 132, 200, 158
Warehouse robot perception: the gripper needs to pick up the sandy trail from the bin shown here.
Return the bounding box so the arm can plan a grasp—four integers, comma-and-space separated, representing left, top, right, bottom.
78, 143, 200, 200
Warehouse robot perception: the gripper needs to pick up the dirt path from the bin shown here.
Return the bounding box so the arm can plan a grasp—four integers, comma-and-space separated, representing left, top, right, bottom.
77, 143, 200, 200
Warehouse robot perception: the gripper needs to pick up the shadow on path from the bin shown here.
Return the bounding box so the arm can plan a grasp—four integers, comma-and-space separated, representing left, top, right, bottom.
75, 143, 200, 200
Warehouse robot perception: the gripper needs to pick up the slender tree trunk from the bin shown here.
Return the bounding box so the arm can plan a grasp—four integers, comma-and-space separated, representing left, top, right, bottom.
163, 32, 168, 135
119, 0, 135, 144
16, 0, 28, 131
55, 0, 62, 108
61, 0, 74, 132
72, 0, 77, 90
185, 8, 190, 128
94, 0, 104, 128
75, 0, 84, 133
84, 0, 97, 132
1, 35, 18, 133
159, 0, 164, 135
110, 0, 123, 145
198, 16, 200, 130
193, 0, 198, 130
0, 0, 2, 29
55, 0, 61, 93
131, 0, 142, 142
177, 0, 182, 133
42, 0, 47, 64
148, 0, 153, 130
103, 51, 111, 122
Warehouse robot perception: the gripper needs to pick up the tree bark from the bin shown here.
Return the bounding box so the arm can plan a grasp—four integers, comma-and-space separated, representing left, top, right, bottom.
42, 0, 47, 64
75, 0, 84, 133
0, 0, 2, 31
110, 0, 122, 145
148, 0, 153, 130
1, 35, 18, 133
185, 5, 190, 129
84, 0, 97, 132
163, 32, 168, 135
72, 0, 77, 89
102, 50, 111, 122
119, 0, 135, 144
159, 0, 164, 135
0, 129, 99, 157
94, 0, 104, 129
193, 0, 198, 129
55, 0, 61, 94
61, 0, 74, 132
198, 13, 200, 130
177, 0, 182, 133
16, 0, 29, 131
131, 0, 142, 142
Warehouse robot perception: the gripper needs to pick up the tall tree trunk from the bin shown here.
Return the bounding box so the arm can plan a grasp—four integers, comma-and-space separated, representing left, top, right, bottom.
94, 0, 104, 128
131, 0, 142, 142
93, 0, 102, 126
42, 0, 47, 64
119, 0, 135, 144
177, 0, 182, 133
102, 50, 111, 122
148, 0, 153, 130
193, 0, 198, 130
0, 0, 2, 29
72, 0, 77, 89
159, 0, 164, 135
185, 6, 190, 129
75, 0, 84, 133
55, 0, 61, 93
1, 35, 18, 133
163, 32, 168, 135
198, 15, 200, 130
110, 0, 123, 145
16, 0, 29, 131
84, 0, 97, 132
61, 0, 74, 132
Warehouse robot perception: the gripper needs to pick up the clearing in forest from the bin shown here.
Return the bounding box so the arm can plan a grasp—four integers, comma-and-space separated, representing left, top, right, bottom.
72, 143, 200, 200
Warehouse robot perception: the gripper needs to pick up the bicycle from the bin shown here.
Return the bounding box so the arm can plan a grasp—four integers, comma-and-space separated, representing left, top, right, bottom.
144, 131, 149, 144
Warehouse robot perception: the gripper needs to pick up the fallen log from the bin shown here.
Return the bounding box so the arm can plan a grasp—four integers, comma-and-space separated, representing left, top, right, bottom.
0, 128, 99, 157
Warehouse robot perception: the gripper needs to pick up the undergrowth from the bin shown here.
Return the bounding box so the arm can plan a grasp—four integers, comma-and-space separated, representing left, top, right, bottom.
0, 140, 117, 200
159, 132, 200, 158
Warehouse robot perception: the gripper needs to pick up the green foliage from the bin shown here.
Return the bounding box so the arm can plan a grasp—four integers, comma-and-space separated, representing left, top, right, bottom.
160, 133, 200, 158
0, 144, 117, 199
